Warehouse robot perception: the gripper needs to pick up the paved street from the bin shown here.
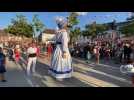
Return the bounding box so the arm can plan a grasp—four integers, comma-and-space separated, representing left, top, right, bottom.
0, 58, 31, 87
0, 56, 133, 87
1, 12, 134, 87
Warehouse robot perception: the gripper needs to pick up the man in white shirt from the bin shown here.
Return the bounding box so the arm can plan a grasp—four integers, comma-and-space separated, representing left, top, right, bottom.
27, 43, 37, 76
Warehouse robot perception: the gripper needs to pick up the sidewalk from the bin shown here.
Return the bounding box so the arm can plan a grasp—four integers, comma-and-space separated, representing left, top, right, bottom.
0, 58, 32, 87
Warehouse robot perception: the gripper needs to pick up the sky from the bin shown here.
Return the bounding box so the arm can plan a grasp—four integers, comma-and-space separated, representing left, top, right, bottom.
0, 12, 131, 31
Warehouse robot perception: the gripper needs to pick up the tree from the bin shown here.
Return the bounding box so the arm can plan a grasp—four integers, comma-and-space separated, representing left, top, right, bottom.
70, 27, 81, 43
5, 14, 33, 38
68, 12, 79, 28
119, 22, 134, 36
96, 24, 108, 33
32, 14, 45, 38
82, 22, 108, 39
68, 12, 80, 44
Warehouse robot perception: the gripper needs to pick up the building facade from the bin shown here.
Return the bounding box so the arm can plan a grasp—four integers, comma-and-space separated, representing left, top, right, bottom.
38, 29, 56, 43
0, 29, 33, 46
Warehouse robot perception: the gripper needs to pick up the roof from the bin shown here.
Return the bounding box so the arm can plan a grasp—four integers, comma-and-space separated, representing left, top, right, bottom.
43, 29, 56, 34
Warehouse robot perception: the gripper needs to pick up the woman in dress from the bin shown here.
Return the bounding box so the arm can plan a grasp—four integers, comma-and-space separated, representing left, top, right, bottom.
49, 17, 72, 80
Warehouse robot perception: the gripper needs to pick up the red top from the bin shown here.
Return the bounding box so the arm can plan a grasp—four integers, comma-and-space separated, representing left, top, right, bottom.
48, 44, 53, 54
14, 49, 20, 57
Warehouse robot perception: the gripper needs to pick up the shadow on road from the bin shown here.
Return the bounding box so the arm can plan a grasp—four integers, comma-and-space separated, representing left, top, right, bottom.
0, 60, 31, 87
73, 58, 131, 81
35, 61, 92, 87
17, 56, 132, 87
74, 65, 132, 87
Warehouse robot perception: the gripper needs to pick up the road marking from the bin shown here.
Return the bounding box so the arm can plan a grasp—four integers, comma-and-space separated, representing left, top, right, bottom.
24, 76, 34, 87
17, 58, 40, 87
20, 56, 132, 87
16, 62, 34, 87
39, 57, 131, 86
75, 65, 132, 85
89, 68, 132, 84
89, 63, 119, 70
74, 72, 119, 87
73, 58, 132, 84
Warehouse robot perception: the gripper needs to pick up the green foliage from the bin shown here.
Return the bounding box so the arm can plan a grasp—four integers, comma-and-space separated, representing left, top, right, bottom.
119, 22, 134, 36
68, 12, 79, 28
5, 14, 45, 38
70, 27, 81, 43
5, 14, 33, 38
68, 12, 80, 44
82, 22, 108, 38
